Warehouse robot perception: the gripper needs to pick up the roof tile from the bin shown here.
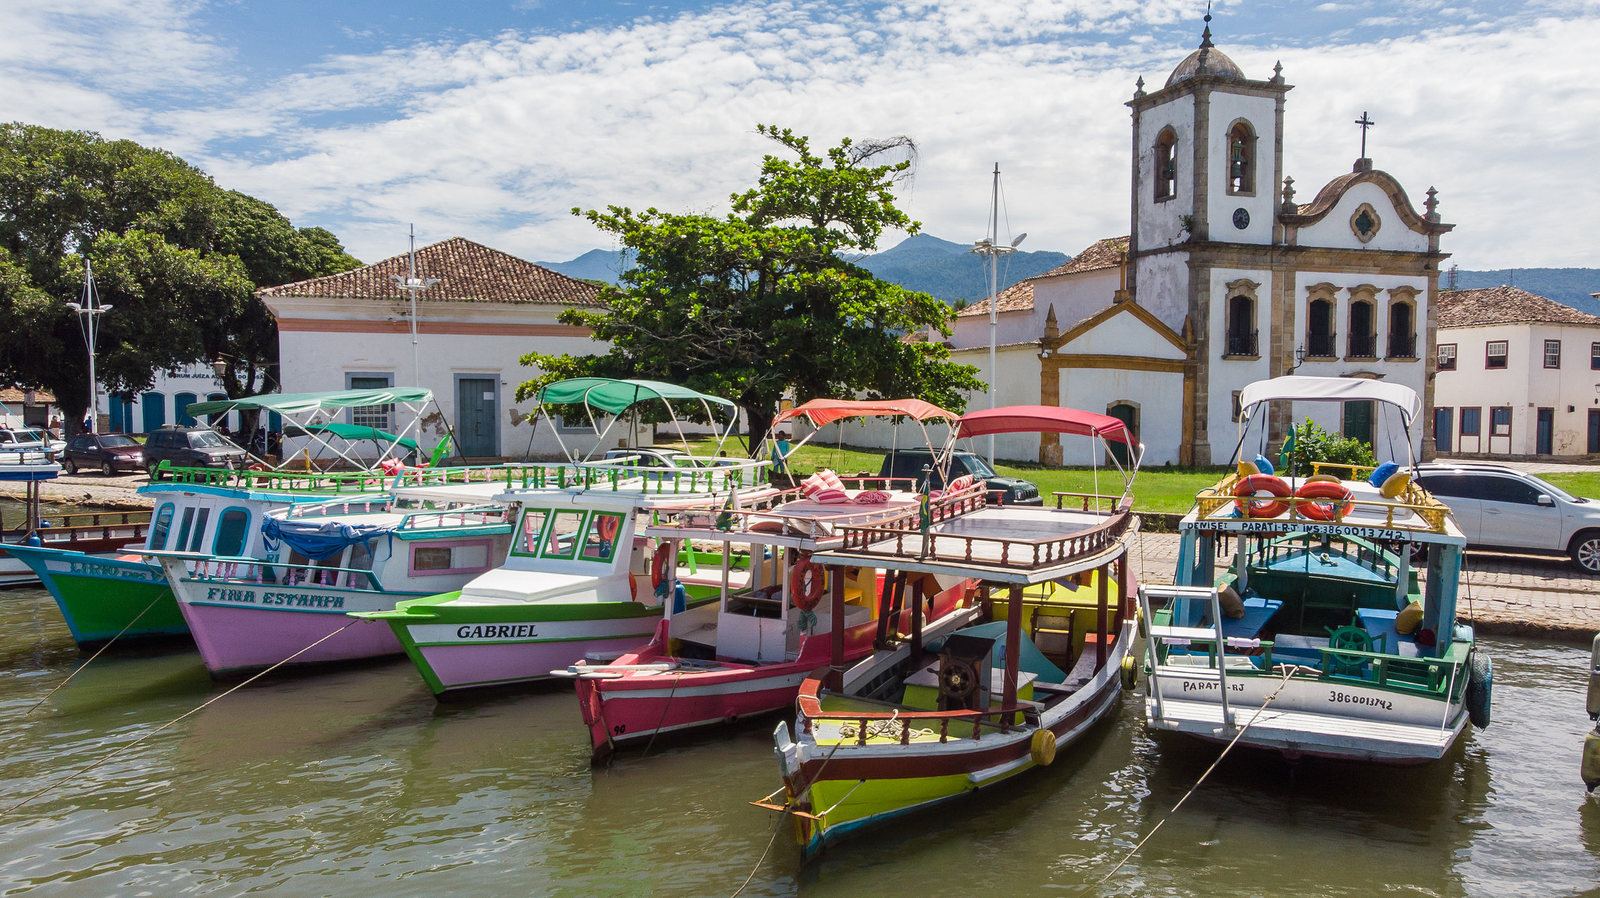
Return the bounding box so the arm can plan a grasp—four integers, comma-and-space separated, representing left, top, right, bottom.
957, 235, 1127, 318
1438, 286, 1600, 328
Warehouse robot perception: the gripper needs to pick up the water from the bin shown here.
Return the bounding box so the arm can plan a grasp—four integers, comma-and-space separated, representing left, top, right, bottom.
0, 583, 1596, 897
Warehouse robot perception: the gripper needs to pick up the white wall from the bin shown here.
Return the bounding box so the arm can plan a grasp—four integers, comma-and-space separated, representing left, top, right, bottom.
1205, 90, 1278, 245
1205, 266, 1273, 464
1295, 181, 1430, 254
1134, 250, 1190, 332
1134, 92, 1195, 251
1435, 322, 1600, 456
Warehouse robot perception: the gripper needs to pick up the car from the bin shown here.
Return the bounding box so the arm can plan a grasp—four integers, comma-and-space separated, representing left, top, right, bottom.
877, 448, 1042, 506
142, 426, 249, 477
18, 427, 66, 455
63, 432, 145, 475
0, 428, 48, 454
602, 446, 690, 468
1413, 462, 1600, 573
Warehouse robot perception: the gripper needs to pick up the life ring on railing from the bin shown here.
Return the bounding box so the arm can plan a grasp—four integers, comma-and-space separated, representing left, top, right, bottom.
246, 462, 268, 472
597, 514, 621, 543
789, 555, 824, 611
650, 543, 673, 592
1233, 474, 1291, 518
1295, 479, 1354, 521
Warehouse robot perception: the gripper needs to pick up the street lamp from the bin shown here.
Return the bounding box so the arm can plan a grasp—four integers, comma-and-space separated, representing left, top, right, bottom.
971, 163, 1026, 465
64, 258, 112, 433
390, 224, 439, 387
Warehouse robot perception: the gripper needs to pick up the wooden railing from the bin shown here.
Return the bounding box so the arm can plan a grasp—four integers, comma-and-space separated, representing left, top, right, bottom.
834, 500, 1131, 570
1195, 469, 1450, 533
649, 477, 979, 542
795, 677, 1038, 743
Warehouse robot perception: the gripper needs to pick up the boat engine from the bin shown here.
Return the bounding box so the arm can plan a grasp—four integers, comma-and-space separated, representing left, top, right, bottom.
937, 633, 994, 712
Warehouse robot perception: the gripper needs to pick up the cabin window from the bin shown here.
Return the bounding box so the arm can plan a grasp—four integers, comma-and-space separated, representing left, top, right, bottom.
1227, 120, 1256, 195
187, 508, 210, 552
1224, 295, 1256, 356
212, 507, 250, 557
580, 513, 625, 562
1387, 301, 1416, 358
1486, 341, 1508, 369
149, 503, 175, 550
1544, 339, 1562, 369
1437, 343, 1457, 371
1153, 127, 1177, 201
408, 540, 493, 577
173, 507, 211, 553
543, 511, 586, 559
1307, 299, 1335, 357
413, 546, 453, 571
347, 540, 376, 589
512, 509, 550, 557
1347, 301, 1376, 359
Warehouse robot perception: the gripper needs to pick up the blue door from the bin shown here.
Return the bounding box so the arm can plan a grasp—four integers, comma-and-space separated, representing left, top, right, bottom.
174, 392, 198, 426
455, 377, 499, 459
141, 392, 166, 433
1536, 408, 1554, 455
1433, 407, 1453, 454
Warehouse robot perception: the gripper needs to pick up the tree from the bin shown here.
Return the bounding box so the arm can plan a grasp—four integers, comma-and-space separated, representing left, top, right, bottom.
520, 125, 982, 447
0, 123, 360, 429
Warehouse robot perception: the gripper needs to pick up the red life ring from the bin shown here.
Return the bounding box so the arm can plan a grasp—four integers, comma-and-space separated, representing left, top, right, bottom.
246, 462, 268, 472
650, 543, 673, 591
597, 514, 621, 543
789, 555, 824, 611
1295, 479, 1354, 521
1233, 474, 1291, 518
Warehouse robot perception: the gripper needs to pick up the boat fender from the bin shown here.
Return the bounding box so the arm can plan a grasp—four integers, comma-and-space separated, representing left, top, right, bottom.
1294, 479, 1355, 522
1583, 727, 1600, 793
1233, 474, 1291, 518
650, 543, 673, 594
1120, 654, 1138, 690
1030, 728, 1057, 766
1466, 651, 1493, 729
1586, 633, 1600, 721
789, 556, 824, 612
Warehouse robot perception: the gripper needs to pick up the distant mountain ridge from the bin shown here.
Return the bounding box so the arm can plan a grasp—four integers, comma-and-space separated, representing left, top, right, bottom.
1446, 268, 1600, 315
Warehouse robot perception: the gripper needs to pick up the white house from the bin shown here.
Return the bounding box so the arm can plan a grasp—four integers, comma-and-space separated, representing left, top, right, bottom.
1433, 285, 1600, 458
890, 21, 1454, 467
261, 237, 616, 460
102, 364, 246, 435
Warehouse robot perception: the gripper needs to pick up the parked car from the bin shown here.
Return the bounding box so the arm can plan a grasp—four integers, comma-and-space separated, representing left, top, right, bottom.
0, 428, 48, 454
63, 432, 145, 475
602, 446, 690, 468
143, 426, 249, 477
1413, 462, 1600, 572
878, 448, 1042, 505
19, 427, 66, 455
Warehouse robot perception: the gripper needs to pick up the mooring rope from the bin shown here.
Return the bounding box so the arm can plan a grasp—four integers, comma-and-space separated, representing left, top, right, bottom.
729, 733, 848, 898
1096, 664, 1298, 886
639, 670, 682, 759
3, 620, 358, 816
25, 593, 167, 715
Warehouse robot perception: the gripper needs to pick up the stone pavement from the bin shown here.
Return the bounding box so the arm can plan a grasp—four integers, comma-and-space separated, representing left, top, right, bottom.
1128, 530, 1600, 642
1434, 456, 1600, 476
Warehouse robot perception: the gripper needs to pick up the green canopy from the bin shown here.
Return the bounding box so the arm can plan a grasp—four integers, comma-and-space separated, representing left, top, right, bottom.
186, 387, 433, 418
290, 422, 420, 452
537, 378, 734, 416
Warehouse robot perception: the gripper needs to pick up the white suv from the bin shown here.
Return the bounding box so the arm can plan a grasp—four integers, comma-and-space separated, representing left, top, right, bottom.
1414, 463, 1600, 573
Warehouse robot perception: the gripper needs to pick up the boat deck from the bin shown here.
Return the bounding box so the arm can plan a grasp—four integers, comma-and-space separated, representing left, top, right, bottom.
1148, 697, 1461, 761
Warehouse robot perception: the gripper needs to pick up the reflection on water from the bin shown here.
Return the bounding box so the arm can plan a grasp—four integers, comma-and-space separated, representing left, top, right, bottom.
0, 583, 1595, 896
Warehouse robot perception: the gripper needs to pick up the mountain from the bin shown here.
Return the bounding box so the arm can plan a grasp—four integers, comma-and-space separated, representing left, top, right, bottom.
1449, 268, 1600, 314
539, 248, 633, 284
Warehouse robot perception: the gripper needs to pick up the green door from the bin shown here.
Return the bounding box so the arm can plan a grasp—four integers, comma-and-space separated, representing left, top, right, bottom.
455, 376, 499, 459
1343, 400, 1374, 446
1106, 403, 1138, 466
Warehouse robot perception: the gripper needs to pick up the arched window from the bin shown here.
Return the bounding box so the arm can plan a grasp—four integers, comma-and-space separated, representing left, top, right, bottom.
1349, 300, 1377, 359
1153, 127, 1177, 201
1227, 120, 1256, 195
1225, 295, 1257, 356
1387, 301, 1416, 358
1307, 298, 1335, 358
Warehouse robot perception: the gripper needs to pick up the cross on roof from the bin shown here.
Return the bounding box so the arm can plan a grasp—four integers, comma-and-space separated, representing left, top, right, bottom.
1355, 111, 1376, 159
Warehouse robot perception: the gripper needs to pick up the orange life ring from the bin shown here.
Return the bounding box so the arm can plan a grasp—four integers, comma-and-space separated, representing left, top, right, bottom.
650, 543, 673, 591
1233, 474, 1291, 518
246, 462, 268, 472
597, 514, 620, 543
789, 555, 824, 611
1294, 479, 1354, 521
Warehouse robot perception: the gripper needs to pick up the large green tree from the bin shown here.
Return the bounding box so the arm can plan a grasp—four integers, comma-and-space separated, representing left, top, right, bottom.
520, 125, 982, 447
0, 123, 360, 428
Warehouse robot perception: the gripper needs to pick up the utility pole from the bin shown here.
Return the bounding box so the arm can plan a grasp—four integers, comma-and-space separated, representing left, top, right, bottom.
65, 257, 112, 433
391, 224, 439, 387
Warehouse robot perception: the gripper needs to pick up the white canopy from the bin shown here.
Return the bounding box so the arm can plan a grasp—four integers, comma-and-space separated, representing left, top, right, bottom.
1237, 376, 1421, 426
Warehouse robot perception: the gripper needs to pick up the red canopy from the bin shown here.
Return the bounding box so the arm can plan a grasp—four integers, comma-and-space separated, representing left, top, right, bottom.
956, 405, 1133, 444
773, 398, 958, 429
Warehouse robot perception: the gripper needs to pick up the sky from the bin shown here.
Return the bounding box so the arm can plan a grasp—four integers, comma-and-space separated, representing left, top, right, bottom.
3, 0, 1595, 270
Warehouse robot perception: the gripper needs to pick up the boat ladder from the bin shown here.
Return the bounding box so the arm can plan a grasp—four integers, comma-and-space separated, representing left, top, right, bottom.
1138, 584, 1238, 735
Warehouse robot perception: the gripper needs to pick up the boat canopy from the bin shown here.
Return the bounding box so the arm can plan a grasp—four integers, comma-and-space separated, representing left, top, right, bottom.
775, 398, 957, 428
531, 377, 739, 463
186, 387, 433, 417
260, 515, 390, 562
291, 422, 421, 452
1237, 376, 1421, 425
957, 405, 1133, 445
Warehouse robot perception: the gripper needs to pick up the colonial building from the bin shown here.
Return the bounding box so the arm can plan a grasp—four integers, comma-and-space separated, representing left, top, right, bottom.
261, 237, 614, 459
1433, 285, 1600, 458
941, 20, 1454, 466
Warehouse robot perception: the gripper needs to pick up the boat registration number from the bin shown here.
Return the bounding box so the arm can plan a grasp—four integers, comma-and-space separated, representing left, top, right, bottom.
1198, 520, 1409, 542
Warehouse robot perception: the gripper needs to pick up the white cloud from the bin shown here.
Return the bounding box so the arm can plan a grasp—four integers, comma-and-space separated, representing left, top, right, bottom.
1, 0, 1597, 271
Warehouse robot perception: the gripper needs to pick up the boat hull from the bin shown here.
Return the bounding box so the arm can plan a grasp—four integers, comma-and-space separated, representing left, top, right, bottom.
3, 545, 186, 644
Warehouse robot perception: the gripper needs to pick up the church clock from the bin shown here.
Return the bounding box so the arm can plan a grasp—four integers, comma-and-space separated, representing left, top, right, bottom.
1232, 207, 1250, 229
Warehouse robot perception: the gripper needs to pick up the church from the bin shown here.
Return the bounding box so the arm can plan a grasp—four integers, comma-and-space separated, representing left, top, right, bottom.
942, 20, 1454, 467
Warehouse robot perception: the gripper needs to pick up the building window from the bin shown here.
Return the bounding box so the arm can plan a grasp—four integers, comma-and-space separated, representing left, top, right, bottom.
1460, 407, 1481, 437
1387, 301, 1416, 358
1307, 299, 1336, 358
1348, 300, 1376, 359
1485, 341, 1508, 369
1591, 342, 1600, 370
1437, 343, 1457, 371
347, 373, 395, 431
1224, 295, 1257, 356
1226, 120, 1256, 195
1231, 391, 1242, 423
1544, 340, 1562, 369
1490, 406, 1512, 437
1153, 127, 1177, 202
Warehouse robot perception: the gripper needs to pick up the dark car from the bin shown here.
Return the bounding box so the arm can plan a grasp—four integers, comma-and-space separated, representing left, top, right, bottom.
143, 426, 249, 477
878, 448, 1041, 506
64, 432, 145, 475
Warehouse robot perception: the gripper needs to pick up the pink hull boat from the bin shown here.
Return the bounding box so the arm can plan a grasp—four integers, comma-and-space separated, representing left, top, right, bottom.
421, 635, 653, 695
179, 602, 403, 675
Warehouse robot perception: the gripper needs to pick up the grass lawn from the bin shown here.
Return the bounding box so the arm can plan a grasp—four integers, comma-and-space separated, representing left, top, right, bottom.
1538, 472, 1600, 499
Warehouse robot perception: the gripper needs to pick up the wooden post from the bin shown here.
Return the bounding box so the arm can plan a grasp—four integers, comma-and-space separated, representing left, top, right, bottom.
910, 575, 925, 658
1003, 584, 1022, 714
829, 565, 846, 691
1115, 551, 1129, 631
1096, 564, 1109, 668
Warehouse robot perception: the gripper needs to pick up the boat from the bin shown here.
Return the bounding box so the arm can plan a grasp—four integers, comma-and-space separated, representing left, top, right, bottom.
1, 448, 152, 587
558, 398, 977, 760
358, 378, 773, 698
1138, 375, 1488, 763
147, 482, 516, 675
757, 405, 1143, 858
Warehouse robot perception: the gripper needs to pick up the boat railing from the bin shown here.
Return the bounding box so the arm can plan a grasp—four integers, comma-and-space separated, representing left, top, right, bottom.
647, 476, 951, 540
834, 499, 1132, 571
394, 504, 515, 533
1051, 490, 1130, 515
40, 510, 153, 528
501, 455, 770, 496
796, 676, 1040, 744
187, 556, 388, 593
1195, 468, 1451, 533
23, 520, 151, 545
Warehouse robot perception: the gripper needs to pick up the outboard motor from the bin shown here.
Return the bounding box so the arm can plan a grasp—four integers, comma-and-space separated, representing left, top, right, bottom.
937, 633, 994, 713
1584, 633, 1600, 793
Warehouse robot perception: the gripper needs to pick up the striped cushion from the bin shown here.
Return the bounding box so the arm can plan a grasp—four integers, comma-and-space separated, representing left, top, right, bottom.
818, 469, 847, 492
812, 488, 851, 505
947, 474, 976, 493
852, 489, 892, 505
800, 474, 827, 496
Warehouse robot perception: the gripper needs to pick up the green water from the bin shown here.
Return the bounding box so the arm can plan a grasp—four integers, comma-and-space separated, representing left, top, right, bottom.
0, 583, 1596, 896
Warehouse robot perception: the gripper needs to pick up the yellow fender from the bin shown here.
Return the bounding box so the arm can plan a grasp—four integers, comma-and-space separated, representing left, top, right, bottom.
1030, 728, 1058, 767
1120, 654, 1138, 690
1584, 727, 1600, 793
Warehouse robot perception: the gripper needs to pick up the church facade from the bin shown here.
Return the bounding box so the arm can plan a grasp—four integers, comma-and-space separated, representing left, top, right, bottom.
946, 24, 1454, 467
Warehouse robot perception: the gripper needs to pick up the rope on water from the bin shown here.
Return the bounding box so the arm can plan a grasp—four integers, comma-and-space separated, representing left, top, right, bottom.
26, 593, 166, 715
639, 670, 683, 759
3, 620, 358, 816
729, 733, 848, 898
1096, 665, 1298, 886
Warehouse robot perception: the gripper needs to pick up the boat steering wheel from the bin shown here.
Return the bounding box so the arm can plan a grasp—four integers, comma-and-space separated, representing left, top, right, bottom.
1325, 625, 1374, 675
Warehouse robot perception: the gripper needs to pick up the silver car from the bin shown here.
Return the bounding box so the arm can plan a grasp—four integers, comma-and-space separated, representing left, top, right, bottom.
1414, 463, 1600, 573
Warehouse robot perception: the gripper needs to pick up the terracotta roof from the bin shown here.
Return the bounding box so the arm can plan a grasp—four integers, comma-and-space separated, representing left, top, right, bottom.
258, 237, 604, 307
0, 387, 56, 405
1438, 286, 1600, 328
957, 236, 1127, 318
